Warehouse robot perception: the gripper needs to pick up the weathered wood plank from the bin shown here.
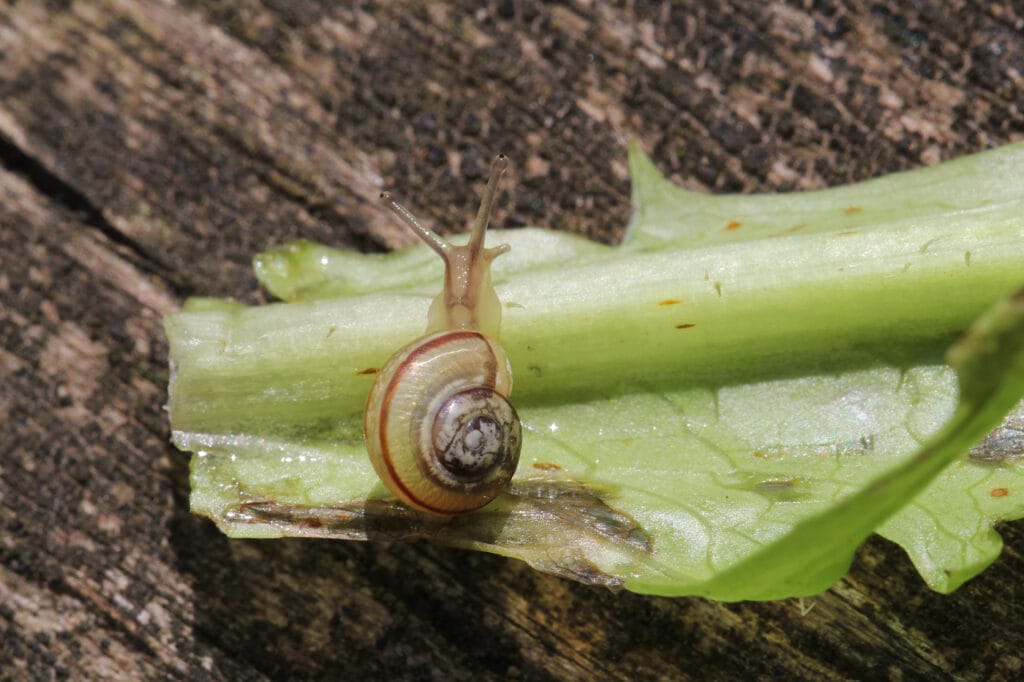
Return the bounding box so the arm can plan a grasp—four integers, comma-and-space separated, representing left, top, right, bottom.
2, 0, 1024, 679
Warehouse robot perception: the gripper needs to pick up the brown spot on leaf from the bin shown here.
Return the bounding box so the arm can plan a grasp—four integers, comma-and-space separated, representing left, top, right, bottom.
222, 475, 652, 589
357, 367, 379, 375
675, 323, 696, 329
844, 206, 863, 214
991, 487, 1009, 498
725, 220, 743, 231
658, 299, 681, 306
533, 462, 564, 471
327, 325, 337, 337
969, 418, 1024, 464
835, 230, 858, 237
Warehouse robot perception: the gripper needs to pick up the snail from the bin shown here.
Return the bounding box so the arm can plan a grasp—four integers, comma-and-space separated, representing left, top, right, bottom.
363, 155, 522, 515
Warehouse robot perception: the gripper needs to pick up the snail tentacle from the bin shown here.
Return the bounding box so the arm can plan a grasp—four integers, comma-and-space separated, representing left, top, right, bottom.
379, 191, 451, 257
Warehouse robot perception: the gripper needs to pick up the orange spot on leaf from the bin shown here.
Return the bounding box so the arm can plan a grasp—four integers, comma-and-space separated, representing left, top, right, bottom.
844, 206, 863, 215
675, 323, 696, 329
659, 299, 681, 306
725, 220, 743, 231
357, 367, 379, 375
991, 487, 1009, 498
533, 462, 564, 471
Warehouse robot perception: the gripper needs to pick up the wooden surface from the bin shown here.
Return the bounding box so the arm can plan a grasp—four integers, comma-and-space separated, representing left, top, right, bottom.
2, 1, 1024, 679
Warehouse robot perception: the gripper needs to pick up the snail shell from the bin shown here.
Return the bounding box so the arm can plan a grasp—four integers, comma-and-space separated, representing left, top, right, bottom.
363, 155, 521, 515
363, 330, 521, 515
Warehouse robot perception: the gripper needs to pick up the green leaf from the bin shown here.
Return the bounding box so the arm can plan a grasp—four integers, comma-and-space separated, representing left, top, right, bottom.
695, 290, 1024, 599
166, 143, 1024, 599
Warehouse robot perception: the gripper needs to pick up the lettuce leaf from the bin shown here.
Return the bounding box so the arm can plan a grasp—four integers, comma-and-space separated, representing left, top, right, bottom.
166, 142, 1024, 598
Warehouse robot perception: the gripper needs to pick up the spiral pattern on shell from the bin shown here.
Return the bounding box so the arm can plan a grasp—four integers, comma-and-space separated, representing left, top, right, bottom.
363, 330, 521, 515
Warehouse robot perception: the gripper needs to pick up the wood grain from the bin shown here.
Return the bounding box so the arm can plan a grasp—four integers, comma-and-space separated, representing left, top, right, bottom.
2, 1, 1023, 679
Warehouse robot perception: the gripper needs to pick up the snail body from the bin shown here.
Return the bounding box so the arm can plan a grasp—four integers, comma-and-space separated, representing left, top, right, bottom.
364, 156, 521, 515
